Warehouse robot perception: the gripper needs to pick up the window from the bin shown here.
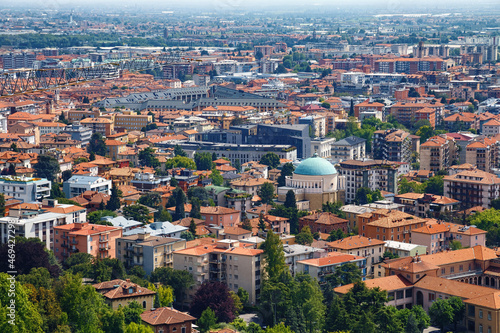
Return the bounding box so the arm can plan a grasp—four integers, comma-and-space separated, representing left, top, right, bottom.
428, 293, 435, 301
479, 324, 483, 333
182, 328, 186, 333
441, 268, 445, 274
405, 289, 412, 298
450, 267, 455, 273
479, 310, 483, 319
468, 305, 476, 317
396, 290, 404, 299
143, 301, 147, 309
488, 312, 491, 320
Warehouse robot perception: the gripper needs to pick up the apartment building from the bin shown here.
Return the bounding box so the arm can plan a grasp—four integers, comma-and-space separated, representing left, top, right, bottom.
465, 138, 498, 173
420, 135, 457, 172
105, 139, 127, 161
296, 252, 367, 284
482, 119, 500, 136
389, 102, 444, 128
384, 240, 427, 259
283, 244, 326, 276
394, 193, 459, 218
411, 222, 486, 254
331, 136, 366, 162
353, 99, 385, 118
80, 117, 114, 136
443, 169, 500, 209
63, 175, 112, 198
357, 209, 429, 243
173, 240, 263, 305
372, 129, 412, 163
327, 235, 385, 278
114, 114, 153, 131
298, 212, 348, 234
116, 232, 186, 275
0, 176, 51, 203
337, 160, 399, 203
53, 222, 123, 261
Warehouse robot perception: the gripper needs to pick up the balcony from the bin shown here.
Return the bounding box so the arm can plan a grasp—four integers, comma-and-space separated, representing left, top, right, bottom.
99, 246, 110, 251
71, 239, 78, 245
61, 243, 69, 248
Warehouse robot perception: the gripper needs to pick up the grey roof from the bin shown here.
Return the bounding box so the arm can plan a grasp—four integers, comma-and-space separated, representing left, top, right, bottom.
102, 216, 143, 229
332, 136, 366, 146
283, 244, 326, 257
123, 222, 187, 237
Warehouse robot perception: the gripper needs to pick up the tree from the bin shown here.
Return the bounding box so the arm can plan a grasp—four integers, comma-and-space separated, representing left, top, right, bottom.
237, 287, 249, 308
424, 175, 444, 196
332, 263, 362, 286
11, 142, 19, 152
62, 170, 72, 181
138, 147, 160, 168
165, 156, 196, 170
326, 229, 347, 242
50, 182, 65, 199
258, 213, 267, 231
189, 218, 198, 235
260, 152, 280, 169
197, 307, 218, 333
355, 187, 383, 205
242, 218, 253, 231
265, 323, 293, 333
275, 64, 287, 74
170, 177, 178, 187
322, 201, 346, 218
295, 225, 314, 245
258, 182, 275, 205
429, 299, 453, 332
233, 159, 241, 173
123, 301, 144, 325
0, 273, 44, 333
123, 205, 151, 224
87, 210, 117, 224
138, 193, 161, 209
34, 155, 61, 181
469, 208, 500, 246
255, 50, 264, 60
449, 240, 463, 250
448, 296, 465, 331
190, 282, 236, 323
277, 163, 294, 187
209, 168, 223, 186
284, 190, 296, 210
180, 231, 195, 241
124, 322, 154, 333
8, 163, 16, 175
147, 284, 174, 307
149, 267, 194, 307
87, 132, 107, 156
263, 231, 287, 281
106, 184, 121, 211
171, 187, 187, 221
194, 152, 214, 171
174, 145, 187, 157
187, 187, 209, 205
398, 178, 425, 195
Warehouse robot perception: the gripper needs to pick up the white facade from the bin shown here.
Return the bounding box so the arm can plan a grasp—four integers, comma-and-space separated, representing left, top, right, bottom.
0, 176, 51, 203
63, 175, 112, 198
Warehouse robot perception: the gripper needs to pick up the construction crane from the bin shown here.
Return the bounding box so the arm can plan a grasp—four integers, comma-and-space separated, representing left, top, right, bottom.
0, 52, 186, 97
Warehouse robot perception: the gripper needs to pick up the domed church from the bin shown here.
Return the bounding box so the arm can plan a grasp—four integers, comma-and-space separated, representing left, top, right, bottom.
277, 153, 345, 211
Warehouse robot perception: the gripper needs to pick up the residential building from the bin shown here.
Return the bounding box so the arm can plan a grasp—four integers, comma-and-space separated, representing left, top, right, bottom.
124, 222, 187, 238
337, 160, 399, 203
353, 99, 385, 118
465, 138, 498, 173
141, 307, 196, 333
331, 136, 366, 162
443, 170, 500, 209
105, 139, 127, 161
62, 122, 93, 146
389, 102, 444, 128
357, 209, 429, 243
63, 175, 112, 198
115, 232, 186, 275
173, 240, 263, 304
372, 129, 412, 163
80, 117, 114, 136
114, 114, 153, 131
420, 135, 457, 172
394, 193, 460, 218
0, 176, 51, 203
296, 252, 367, 284
53, 222, 123, 261
327, 235, 385, 277
283, 244, 326, 276
411, 222, 486, 254
93, 279, 156, 310
298, 212, 348, 235
384, 240, 427, 258
310, 137, 336, 158
340, 205, 375, 232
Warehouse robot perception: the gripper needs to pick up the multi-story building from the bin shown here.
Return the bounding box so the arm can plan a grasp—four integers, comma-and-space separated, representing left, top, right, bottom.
296, 252, 367, 284
357, 209, 429, 243
411, 222, 487, 254
327, 235, 385, 278
173, 239, 263, 305
80, 117, 114, 137
298, 212, 348, 235
114, 114, 153, 132
384, 240, 427, 259
1, 52, 36, 69
394, 193, 460, 218
62, 122, 93, 146
444, 169, 500, 209
389, 102, 444, 128
115, 232, 186, 275
420, 135, 457, 172
93, 279, 156, 310
63, 175, 112, 198
283, 244, 326, 276
53, 222, 123, 261
337, 160, 399, 203
465, 138, 498, 173
353, 99, 385, 118
372, 129, 412, 163
331, 136, 366, 162
0, 176, 51, 203
340, 205, 375, 232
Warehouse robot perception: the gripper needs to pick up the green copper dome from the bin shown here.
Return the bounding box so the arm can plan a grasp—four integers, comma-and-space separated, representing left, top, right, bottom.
294, 153, 337, 176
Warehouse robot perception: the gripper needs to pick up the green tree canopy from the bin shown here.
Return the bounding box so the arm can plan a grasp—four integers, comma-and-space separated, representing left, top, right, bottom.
260, 152, 280, 169
123, 205, 151, 224
165, 156, 196, 170
87, 132, 107, 156
295, 225, 314, 245
35, 155, 61, 181
138, 147, 160, 168
258, 182, 275, 205
194, 152, 214, 171
277, 163, 294, 187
